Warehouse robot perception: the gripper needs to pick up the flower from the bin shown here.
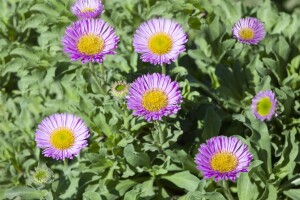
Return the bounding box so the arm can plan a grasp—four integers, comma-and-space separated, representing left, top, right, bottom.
251, 90, 277, 121
71, 0, 104, 19
195, 136, 252, 182
133, 18, 188, 66
35, 113, 90, 160
29, 164, 53, 188
126, 73, 182, 121
62, 19, 119, 63
232, 17, 266, 44
110, 80, 129, 98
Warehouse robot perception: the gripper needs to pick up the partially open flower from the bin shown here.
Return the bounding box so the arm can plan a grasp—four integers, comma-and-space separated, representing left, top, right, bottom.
29, 165, 53, 188
251, 90, 277, 121
111, 80, 129, 98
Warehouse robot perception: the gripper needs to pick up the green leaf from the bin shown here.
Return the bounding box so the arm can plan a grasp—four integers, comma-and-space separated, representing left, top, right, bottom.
59, 177, 80, 199
181, 191, 226, 200
273, 36, 291, 61
83, 191, 102, 200
256, 2, 278, 30
215, 64, 246, 107
171, 66, 188, 78
202, 107, 222, 140
255, 76, 271, 92
259, 182, 278, 200
130, 52, 138, 71
93, 113, 113, 137
200, 192, 227, 200
262, 58, 282, 83
213, 0, 241, 23
283, 189, 300, 200
237, 173, 259, 200
243, 110, 272, 175
136, 178, 155, 197
22, 14, 44, 31
146, 1, 169, 18
188, 17, 201, 29
124, 144, 151, 168
3, 58, 27, 74
208, 16, 225, 42
10, 47, 39, 61
116, 179, 138, 196
30, 4, 59, 17
272, 13, 291, 34
275, 87, 295, 116
165, 150, 198, 174
284, 13, 300, 40
273, 128, 298, 179
161, 171, 200, 192
5, 186, 47, 199
124, 188, 141, 200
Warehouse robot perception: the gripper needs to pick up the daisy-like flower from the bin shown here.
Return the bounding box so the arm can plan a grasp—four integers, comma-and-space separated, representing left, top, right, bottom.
35, 113, 90, 160
195, 136, 253, 182
62, 19, 119, 63
133, 18, 188, 66
126, 73, 182, 121
251, 90, 277, 121
232, 17, 266, 45
110, 80, 129, 98
29, 164, 53, 188
71, 0, 104, 19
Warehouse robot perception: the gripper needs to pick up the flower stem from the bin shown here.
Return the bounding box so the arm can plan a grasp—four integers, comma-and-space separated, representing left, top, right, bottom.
123, 103, 129, 130
161, 64, 166, 74
156, 121, 164, 146
235, 44, 245, 58
99, 63, 105, 76
88, 62, 103, 91
222, 180, 234, 200
64, 159, 68, 168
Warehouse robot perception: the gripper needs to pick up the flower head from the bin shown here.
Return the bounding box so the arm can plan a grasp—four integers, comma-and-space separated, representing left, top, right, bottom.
62, 19, 119, 63
232, 17, 266, 44
111, 80, 129, 98
29, 165, 53, 188
71, 0, 104, 19
126, 73, 182, 121
133, 18, 188, 66
251, 90, 277, 121
195, 136, 252, 182
35, 113, 90, 160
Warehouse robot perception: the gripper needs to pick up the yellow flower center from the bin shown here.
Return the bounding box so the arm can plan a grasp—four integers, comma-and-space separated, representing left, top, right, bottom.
77, 34, 104, 55
81, 7, 95, 13
142, 89, 168, 112
239, 28, 254, 40
210, 151, 238, 173
257, 97, 272, 116
50, 128, 75, 150
148, 33, 173, 55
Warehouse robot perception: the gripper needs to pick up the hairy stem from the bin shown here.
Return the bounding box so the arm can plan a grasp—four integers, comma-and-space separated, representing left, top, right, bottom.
222, 180, 234, 200
88, 62, 103, 91
161, 64, 167, 74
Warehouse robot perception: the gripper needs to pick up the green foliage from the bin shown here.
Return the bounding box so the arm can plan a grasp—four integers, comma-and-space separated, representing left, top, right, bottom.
0, 0, 300, 199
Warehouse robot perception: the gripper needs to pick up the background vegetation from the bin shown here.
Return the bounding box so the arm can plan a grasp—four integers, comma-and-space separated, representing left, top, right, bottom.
0, 0, 300, 199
